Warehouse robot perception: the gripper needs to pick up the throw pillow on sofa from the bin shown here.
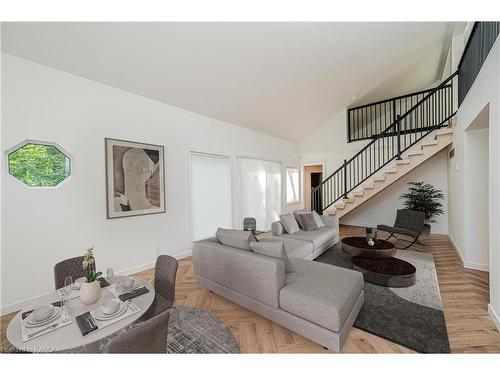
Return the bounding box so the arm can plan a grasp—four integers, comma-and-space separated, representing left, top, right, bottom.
250, 241, 296, 273
299, 213, 319, 231
292, 209, 309, 228
216, 228, 255, 251
312, 211, 325, 228
279, 213, 300, 234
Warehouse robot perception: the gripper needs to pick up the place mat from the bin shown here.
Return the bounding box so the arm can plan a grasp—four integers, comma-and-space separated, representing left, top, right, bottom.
88, 301, 141, 333
21, 309, 72, 342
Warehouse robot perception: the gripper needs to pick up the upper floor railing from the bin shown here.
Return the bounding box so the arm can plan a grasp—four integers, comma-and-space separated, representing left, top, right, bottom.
458, 21, 500, 106
312, 72, 457, 213
347, 84, 452, 142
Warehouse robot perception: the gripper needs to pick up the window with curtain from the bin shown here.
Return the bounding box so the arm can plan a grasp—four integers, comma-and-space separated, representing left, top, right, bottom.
191, 152, 232, 241
286, 167, 299, 204
239, 157, 282, 231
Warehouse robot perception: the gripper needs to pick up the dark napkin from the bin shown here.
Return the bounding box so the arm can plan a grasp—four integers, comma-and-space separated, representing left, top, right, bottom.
97, 277, 110, 288
75, 312, 99, 336
119, 286, 149, 301
22, 301, 62, 320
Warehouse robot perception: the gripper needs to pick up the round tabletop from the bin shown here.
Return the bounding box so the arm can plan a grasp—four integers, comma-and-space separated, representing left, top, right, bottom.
6, 277, 155, 353
341, 236, 396, 258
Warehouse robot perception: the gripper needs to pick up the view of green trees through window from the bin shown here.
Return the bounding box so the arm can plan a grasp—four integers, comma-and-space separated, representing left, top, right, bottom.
8, 143, 71, 187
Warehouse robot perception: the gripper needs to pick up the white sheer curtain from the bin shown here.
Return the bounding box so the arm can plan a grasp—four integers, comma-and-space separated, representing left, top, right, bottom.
191, 152, 232, 241
239, 157, 282, 231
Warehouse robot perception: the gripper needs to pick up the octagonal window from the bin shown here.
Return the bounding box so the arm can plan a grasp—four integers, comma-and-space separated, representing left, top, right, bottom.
7, 142, 71, 187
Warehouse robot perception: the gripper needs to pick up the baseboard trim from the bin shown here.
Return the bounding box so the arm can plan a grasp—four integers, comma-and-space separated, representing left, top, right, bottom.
488, 304, 500, 332
448, 235, 489, 271
449, 234, 465, 265
464, 261, 489, 272
1, 249, 194, 316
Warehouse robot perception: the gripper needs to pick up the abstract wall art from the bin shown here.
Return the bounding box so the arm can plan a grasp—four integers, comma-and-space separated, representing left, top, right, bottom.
105, 138, 166, 219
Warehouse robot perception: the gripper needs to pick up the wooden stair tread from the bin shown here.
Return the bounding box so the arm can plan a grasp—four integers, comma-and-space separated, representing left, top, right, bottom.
395, 159, 410, 165
421, 140, 439, 147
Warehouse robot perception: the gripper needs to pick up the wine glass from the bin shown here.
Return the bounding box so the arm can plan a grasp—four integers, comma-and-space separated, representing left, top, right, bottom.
106, 267, 114, 284
63, 276, 73, 317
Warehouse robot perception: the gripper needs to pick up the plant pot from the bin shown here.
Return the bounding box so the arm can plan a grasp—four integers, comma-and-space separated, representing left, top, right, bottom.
80, 280, 101, 305
418, 224, 431, 245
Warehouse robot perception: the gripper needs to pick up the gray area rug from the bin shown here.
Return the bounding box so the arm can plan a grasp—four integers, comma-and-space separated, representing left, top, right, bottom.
315, 246, 451, 353
167, 305, 240, 354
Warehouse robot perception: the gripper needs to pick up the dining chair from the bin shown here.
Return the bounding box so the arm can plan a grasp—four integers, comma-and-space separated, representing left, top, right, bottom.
54, 256, 90, 290
106, 310, 170, 353
139, 255, 180, 328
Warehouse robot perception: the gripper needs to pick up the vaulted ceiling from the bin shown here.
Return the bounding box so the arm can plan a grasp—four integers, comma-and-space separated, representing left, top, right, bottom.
1, 22, 454, 142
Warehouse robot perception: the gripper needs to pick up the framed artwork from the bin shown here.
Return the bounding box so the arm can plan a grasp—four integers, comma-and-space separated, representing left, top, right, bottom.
105, 138, 166, 219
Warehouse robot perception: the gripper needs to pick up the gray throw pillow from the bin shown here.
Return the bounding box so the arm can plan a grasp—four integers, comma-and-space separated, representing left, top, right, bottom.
300, 213, 319, 231
250, 241, 296, 273
293, 209, 310, 228
279, 213, 300, 234
312, 211, 325, 228
215, 228, 255, 251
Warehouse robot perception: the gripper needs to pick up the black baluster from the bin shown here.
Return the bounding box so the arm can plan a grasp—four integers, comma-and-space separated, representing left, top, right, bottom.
396, 115, 402, 160
343, 159, 348, 199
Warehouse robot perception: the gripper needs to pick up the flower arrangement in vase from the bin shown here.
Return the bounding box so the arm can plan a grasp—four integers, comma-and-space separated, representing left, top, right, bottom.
80, 246, 103, 305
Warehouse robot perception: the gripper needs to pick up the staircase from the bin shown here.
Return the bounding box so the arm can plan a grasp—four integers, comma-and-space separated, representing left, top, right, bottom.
327, 126, 453, 217
312, 71, 457, 217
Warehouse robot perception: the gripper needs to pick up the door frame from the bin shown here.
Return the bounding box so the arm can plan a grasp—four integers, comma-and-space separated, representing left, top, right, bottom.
300, 161, 326, 210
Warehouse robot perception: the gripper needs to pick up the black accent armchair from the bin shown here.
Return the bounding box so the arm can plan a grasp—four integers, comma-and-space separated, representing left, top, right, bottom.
377, 209, 426, 249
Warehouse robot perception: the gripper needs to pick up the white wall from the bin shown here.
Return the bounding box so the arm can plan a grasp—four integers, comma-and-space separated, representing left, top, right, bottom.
0, 54, 300, 313
447, 35, 500, 329
464, 127, 489, 269
299, 108, 450, 232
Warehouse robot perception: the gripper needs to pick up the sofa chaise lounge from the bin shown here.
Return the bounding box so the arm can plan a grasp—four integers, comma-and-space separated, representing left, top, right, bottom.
193, 213, 364, 352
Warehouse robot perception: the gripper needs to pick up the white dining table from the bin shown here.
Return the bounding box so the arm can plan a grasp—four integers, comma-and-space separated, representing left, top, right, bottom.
6, 278, 155, 353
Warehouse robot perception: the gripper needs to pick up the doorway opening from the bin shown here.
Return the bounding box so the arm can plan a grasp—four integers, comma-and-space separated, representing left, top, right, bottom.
464, 103, 490, 272
303, 164, 323, 211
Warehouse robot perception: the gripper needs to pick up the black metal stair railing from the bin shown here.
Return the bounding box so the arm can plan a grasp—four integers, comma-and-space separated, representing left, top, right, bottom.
347, 84, 453, 142
312, 71, 457, 214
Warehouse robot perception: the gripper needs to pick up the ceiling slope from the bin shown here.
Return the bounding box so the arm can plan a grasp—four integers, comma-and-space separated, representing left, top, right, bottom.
1, 22, 453, 142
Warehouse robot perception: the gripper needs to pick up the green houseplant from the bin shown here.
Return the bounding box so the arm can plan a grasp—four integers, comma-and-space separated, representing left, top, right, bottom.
80, 246, 102, 305
400, 181, 444, 242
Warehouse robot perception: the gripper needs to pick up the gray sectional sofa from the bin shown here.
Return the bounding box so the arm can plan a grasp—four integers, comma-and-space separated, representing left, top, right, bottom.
270, 214, 340, 260
192, 213, 364, 352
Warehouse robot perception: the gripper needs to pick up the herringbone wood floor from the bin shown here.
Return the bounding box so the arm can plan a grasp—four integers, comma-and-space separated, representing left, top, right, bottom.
2, 226, 499, 353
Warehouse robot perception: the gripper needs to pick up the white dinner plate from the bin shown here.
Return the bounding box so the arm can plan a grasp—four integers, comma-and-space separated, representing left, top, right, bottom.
24, 307, 62, 328
93, 302, 127, 321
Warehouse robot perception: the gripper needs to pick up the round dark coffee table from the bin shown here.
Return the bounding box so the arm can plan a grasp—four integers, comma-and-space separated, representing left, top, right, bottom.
351, 256, 416, 287
341, 236, 396, 258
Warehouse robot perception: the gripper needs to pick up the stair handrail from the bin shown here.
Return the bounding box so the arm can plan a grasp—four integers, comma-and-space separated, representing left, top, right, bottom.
312, 71, 458, 211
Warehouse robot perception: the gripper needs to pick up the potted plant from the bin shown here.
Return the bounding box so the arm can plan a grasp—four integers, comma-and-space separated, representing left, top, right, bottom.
79, 246, 103, 305
400, 182, 444, 243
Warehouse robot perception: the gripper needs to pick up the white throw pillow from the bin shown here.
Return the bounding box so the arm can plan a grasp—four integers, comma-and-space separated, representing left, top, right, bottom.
250, 241, 296, 273
279, 213, 300, 234
312, 211, 325, 228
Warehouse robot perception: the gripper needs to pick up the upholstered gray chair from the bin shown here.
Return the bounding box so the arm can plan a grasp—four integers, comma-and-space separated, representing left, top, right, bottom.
377, 209, 426, 249
106, 310, 170, 353
243, 217, 257, 232
140, 255, 180, 327
54, 256, 89, 290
